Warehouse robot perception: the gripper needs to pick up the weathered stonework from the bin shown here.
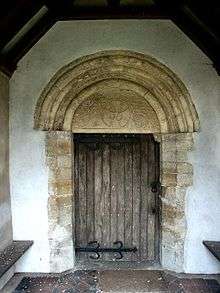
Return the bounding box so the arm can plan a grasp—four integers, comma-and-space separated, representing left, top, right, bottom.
37, 51, 199, 272
46, 131, 74, 272
154, 133, 194, 271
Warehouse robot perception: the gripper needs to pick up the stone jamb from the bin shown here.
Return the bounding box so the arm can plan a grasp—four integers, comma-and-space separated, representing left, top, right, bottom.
45, 131, 194, 272
154, 133, 194, 271
46, 131, 74, 272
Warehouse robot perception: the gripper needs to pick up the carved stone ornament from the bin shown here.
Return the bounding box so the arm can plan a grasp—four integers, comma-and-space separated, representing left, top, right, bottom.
34, 50, 199, 133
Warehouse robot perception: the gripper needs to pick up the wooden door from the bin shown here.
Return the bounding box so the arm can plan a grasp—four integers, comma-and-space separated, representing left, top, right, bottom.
74, 134, 160, 264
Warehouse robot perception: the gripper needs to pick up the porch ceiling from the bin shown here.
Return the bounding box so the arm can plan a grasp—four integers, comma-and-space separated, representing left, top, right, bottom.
0, 0, 219, 76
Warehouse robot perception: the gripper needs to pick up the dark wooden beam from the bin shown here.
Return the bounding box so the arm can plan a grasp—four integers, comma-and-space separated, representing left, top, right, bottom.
0, 10, 57, 75
1, 1, 219, 76
0, 3, 169, 75
154, 0, 220, 74
107, 0, 121, 8
0, 0, 45, 50
44, 0, 75, 15
58, 6, 169, 20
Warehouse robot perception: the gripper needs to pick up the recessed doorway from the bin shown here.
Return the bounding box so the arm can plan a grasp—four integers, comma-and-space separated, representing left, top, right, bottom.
74, 134, 160, 267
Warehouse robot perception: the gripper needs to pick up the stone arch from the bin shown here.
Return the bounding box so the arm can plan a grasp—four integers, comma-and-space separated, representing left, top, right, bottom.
34, 50, 199, 133
36, 51, 200, 272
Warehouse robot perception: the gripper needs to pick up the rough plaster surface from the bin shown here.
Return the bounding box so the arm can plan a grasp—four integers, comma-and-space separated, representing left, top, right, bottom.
10, 20, 220, 273
0, 71, 12, 250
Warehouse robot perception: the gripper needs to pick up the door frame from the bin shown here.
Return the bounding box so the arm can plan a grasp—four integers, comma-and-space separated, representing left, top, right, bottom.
45, 131, 194, 272
73, 133, 161, 267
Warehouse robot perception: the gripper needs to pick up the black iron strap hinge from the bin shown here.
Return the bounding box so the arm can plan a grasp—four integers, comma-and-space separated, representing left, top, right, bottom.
75, 241, 137, 260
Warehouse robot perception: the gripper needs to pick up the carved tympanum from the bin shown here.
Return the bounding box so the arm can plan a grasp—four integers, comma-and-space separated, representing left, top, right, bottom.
72, 88, 160, 132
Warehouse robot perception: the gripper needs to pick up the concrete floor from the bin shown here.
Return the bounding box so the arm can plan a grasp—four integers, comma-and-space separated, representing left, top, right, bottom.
2, 270, 220, 293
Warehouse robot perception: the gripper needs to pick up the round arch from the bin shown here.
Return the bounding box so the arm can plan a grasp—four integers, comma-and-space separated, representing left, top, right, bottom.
34, 50, 199, 134
35, 51, 200, 272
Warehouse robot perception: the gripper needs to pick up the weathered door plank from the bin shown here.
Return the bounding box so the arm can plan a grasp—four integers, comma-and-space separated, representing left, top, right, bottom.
132, 141, 141, 261
140, 137, 149, 260
124, 143, 133, 261
74, 134, 160, 264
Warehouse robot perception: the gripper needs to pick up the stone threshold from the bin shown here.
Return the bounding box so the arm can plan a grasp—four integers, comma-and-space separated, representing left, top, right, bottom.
75, 260, 162, 271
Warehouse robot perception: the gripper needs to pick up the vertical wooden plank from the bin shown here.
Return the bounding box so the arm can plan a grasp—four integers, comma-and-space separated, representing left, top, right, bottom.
74, 142, 79, 247
72, 136, 75, 250
154, 140, 160, 262
102, 143, 111, 260
86, 144, 95, 243
140, 136, 149, 260
132, 141, 141, 261
94, 143, 103, 245
76, 143, 87, 260
124, 142, 133, 261
147, 135, 157, 260
110, 143, 119, 258
116, 143, 125, 250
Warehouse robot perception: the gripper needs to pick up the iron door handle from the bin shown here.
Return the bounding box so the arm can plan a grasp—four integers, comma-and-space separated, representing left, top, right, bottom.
151, 181, 161, 193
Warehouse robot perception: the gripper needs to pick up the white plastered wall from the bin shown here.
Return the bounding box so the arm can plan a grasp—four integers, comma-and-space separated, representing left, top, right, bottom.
10, 20, 220, 273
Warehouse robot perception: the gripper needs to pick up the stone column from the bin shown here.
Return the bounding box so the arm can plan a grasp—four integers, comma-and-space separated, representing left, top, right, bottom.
0, 71, 13, 250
